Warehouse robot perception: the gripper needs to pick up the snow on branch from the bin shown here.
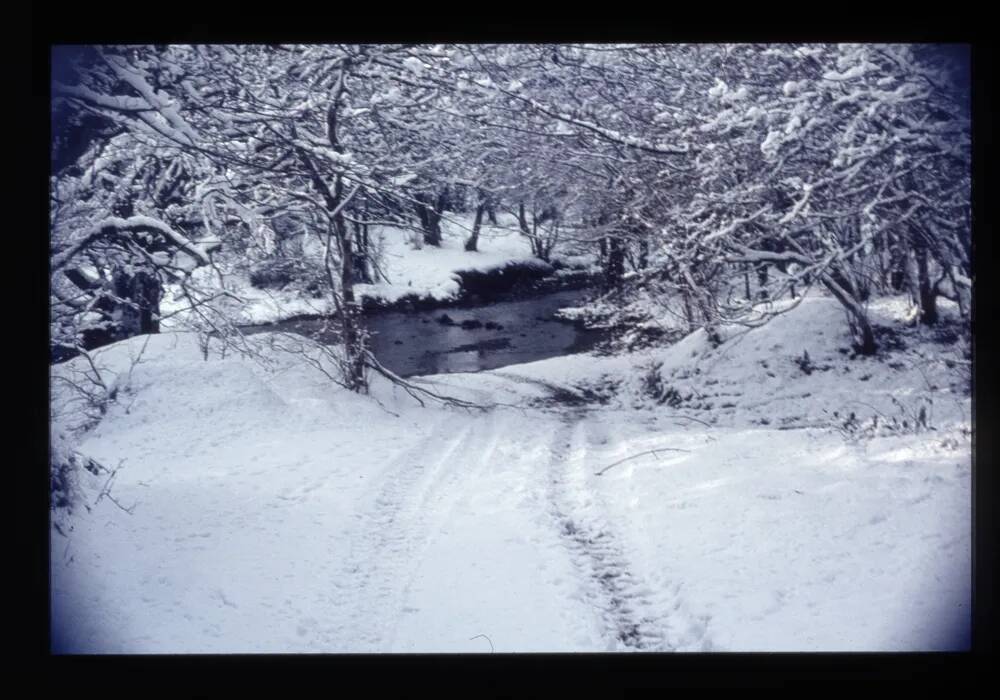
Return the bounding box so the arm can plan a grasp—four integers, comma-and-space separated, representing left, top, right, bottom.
51, 216, 215, 272
53, 82, 152, 113
102, 53, 200, 146
724, 246, 815, 267
700, 205, 771, 245
520, 96, 695, 156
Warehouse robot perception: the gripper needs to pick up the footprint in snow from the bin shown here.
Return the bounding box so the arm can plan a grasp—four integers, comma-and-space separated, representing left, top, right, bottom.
212, 589, 239, 608
296, 617, 318, 637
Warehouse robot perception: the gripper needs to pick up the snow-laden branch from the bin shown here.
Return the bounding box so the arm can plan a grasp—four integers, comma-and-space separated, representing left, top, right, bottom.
101, 53, 200, 145
700, 205, 772, 245
466, 47, 694, 157
520, 95, 695, 156
51, 216, 214, 272
53, 82, 153, 113
724, 247, 815, 267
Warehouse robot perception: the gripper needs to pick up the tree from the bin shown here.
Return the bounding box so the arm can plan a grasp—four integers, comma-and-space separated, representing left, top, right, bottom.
51, 43, 970, 376
480, 43, 969, 352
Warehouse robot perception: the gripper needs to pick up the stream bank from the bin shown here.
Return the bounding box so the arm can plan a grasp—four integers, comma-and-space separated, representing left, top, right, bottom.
253, 287, 606, 378
242, 261, 607, 377
359, 259, 601, 313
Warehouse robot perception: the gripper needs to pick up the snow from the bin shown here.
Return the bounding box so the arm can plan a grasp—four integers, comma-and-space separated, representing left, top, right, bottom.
216, 283, 336, 327
353, 215, 546, 306
822, 64, 871, 82
402, 56, 426, 77
760, 129, 783, 160
51, 292, 971, 653
157, 212, 564, 327
782, 80, 802, 97
708, 79, 728, 98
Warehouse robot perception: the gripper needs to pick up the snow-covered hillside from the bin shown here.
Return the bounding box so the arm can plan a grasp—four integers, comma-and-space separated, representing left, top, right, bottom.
353, 214, 551, 305
50, 292, 971, 652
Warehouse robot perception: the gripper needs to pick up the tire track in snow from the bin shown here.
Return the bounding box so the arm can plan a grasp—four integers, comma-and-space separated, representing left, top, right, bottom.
326, 410, 497, 651
545, 409, 712, 651
384, 407, 505, 649
581, 416, 715, 652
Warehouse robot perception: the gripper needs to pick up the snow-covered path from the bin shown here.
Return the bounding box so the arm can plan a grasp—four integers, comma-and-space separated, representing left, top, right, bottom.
51, 384, 633, 651
51, 297, 972, 653
49, 346, 604, 652
52, 395, 969, 653
386, 405, 713, 653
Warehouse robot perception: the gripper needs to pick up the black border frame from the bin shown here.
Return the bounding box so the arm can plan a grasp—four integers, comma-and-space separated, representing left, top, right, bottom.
24, 5, 993, 689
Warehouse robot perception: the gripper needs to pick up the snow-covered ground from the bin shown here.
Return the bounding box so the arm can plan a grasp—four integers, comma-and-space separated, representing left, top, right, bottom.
162, 213, 581, 327
50, 293, 971, 652
353, 214, 547, 306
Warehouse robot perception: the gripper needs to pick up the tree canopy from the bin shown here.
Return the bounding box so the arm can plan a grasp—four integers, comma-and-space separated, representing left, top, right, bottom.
51, 43, 971, 384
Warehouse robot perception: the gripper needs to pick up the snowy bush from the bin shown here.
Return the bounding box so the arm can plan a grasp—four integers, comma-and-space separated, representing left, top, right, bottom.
50, 430, 85, 516
639, 362, 683, 408
572, 375, 623, 405
827, 395, 936, 441
794, 350, 815, 375
249, 258, 328, 296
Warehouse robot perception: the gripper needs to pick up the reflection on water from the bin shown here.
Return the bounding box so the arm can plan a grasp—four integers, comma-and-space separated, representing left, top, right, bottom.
252, 288, 604, 378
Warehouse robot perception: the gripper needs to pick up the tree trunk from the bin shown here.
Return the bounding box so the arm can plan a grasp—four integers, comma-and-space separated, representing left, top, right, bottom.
110, 266, 162, 341
821, 271, 877, 356
603, 236, 625, 290
876, 231, 890, 293
541, 222, 557, 263
303, 83, 369, 393
681, 292, 695, 328
465, 201, 486, 252
517, 201, 531, 237
889, 240, 907, 291
414, 193, 443, 247
914, 243, 938, 325
756, 264, 769, 299
336, 219, 367, 393
517, 200, 547, 260
351, 220, 372, 283
136, 270, 162, 334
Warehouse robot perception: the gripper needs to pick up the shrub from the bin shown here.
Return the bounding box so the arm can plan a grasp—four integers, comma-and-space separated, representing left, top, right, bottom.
249, 258, 327, 293
639, 362, 683, 407
827, 396, 935, 441
794, 349, 814, 375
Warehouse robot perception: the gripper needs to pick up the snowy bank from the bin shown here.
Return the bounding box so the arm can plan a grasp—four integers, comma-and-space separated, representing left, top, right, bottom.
159, 213, 594, 328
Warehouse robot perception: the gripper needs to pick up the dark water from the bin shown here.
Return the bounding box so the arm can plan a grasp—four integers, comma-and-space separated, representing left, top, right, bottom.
253, 288, 604, 378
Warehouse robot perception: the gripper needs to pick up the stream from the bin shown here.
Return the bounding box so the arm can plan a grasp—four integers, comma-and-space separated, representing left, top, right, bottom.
252, 287, 605, 378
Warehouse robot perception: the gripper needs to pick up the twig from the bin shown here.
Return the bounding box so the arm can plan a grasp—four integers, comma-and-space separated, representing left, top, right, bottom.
667, 413, 713, 428
595, 447, 691, 476
469, 634, 495, 653
93, 458, 137, 514
364, 351, 490, 411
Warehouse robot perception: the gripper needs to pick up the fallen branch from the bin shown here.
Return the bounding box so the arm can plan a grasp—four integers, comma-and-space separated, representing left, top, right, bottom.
594, 447, 691, 476
92, 457, 137, 514
363, 350, 490, 411
666, 414, 713, 428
